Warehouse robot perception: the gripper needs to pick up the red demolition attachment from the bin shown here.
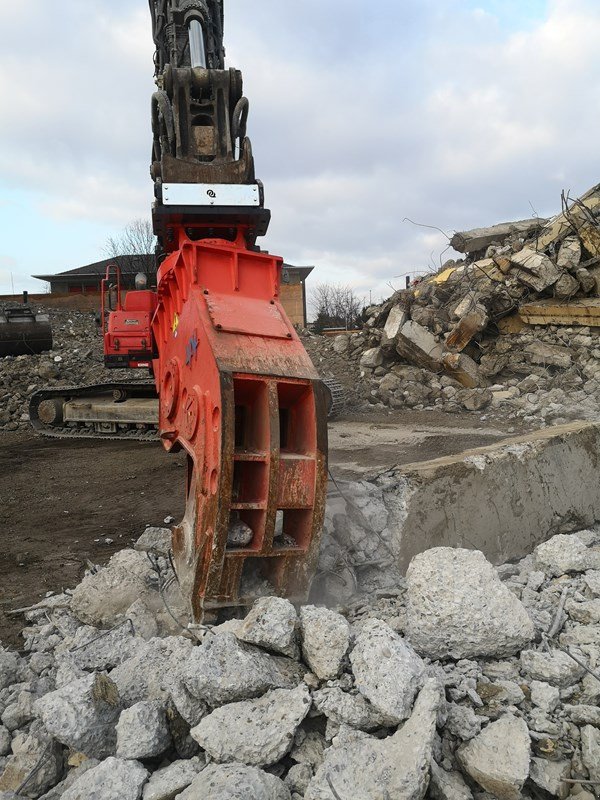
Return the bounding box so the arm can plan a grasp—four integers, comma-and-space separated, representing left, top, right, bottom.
152, 228, 328, 618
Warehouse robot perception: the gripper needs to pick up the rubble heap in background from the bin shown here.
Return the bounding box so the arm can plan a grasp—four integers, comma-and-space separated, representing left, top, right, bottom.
0, 306, 136, 433
1, 528, 600, 799
309, 182, 600, 427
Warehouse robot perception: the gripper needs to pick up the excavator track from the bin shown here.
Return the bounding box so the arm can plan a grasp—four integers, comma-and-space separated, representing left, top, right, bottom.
29, 382, 159, 442
29, 378, 346, 443
322, 378, 346, 419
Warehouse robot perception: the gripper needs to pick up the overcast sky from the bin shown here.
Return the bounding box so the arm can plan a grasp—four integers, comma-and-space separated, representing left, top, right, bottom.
1, 0, 599, 308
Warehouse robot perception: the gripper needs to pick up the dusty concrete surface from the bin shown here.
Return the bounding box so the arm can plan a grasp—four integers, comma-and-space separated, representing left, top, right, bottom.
328, 409, 524, 478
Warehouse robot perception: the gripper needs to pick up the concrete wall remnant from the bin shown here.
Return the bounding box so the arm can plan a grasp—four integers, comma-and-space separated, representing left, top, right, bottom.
322, 422, 600, 589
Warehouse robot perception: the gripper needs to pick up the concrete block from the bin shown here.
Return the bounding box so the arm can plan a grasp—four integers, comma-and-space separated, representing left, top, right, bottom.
510, 248, 563, 292
383, 305, 408, 342
395, 320, 444, 371
557, 236, 582, 270
326, 423, 600, 576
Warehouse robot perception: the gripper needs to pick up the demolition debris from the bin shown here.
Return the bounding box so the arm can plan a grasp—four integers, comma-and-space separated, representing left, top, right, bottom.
308, 181, 600, 429
1, 528, 600, 799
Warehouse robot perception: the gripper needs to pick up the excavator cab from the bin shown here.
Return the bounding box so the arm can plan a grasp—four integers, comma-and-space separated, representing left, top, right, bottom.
101, 264, 157, 370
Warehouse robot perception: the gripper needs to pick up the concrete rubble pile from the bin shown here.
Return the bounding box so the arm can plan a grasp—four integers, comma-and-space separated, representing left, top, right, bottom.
1, 526, 600, 799
0, 306, 133, 433
310, 182, 600, 426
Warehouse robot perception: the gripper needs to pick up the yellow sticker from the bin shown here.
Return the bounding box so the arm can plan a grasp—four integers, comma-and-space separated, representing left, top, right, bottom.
172, 312, 180, 337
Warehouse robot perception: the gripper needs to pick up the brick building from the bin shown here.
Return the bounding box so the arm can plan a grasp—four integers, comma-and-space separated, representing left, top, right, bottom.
33, 258, 313, 326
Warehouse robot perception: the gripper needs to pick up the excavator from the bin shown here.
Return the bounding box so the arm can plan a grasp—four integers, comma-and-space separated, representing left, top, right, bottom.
28, 0, 331, 618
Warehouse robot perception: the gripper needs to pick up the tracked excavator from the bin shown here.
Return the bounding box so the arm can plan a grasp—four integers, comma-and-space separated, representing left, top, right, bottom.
29, 0, 333, 615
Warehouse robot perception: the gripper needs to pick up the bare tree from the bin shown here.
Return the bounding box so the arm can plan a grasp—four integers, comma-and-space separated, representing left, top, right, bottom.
310, 283, 363, 332
104, 218, 157, 276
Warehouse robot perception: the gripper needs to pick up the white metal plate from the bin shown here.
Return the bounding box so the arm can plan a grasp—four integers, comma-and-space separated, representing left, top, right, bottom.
162, 183, 260, 207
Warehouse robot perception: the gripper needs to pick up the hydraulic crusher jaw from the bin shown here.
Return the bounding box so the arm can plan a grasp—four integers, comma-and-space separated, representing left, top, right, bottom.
152, 227, 328, 619
148, 1, 328, 616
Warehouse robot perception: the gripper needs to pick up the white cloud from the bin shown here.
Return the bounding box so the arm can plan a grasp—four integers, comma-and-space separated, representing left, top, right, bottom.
1, 0, 600, 297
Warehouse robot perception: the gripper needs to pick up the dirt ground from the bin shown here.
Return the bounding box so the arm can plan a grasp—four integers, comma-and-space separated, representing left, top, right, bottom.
0, 409, 525, 647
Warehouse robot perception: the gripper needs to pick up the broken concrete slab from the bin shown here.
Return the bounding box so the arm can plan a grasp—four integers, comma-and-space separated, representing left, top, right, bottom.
0, 729, 62, 799
528, 758, 570, 800
391, 318, 486, 388
305, 679, 442, 800
349, 618, 424, 724
134, 527, 172, 556
457, 714, 530, 800
57, 621, 145, 673
70, 549, 155, 627
289, 731, 326, 772
557, 236, 582, 270
520, 649, 586, 688
534, 182, 600, 252
34, 672, 121, 759
446, 307, 489, 353
565, 598, 600, 624
440, 351, 483, 389
182, 632, 304, 707
60, 757, 149, 800
553, 271, 580, 298
562, 704, 600, 726
37, 758, 100, 800
312, 687, 396, 731
581, 725, 600, 782
395, 320, 444, 372
116, 700, 171, 760
284, 763, 312, 796
405, 548, 534, 660
0, 650, 28, 693
530, 681, 560, 713
191, 685, 311, 767
177, 764, 291, 800
169, 679, 208, 728
445, 703, 484, 741
509, 248, 563, 292
429, 761, 474, 800
359, 347, 383, 370
451, 219, 547, 255
299, 606, 350, 681
109, 636, 193, 708
142, 757, 205, 800
579, 224, 600, 259
576, 266, 596, 293
525, 341, 572, 369
534, 533, 599, 576
519, 297, 600, 326
0, 728, 10, 758
381, 305, 408, 348
238, 597, 299, 659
